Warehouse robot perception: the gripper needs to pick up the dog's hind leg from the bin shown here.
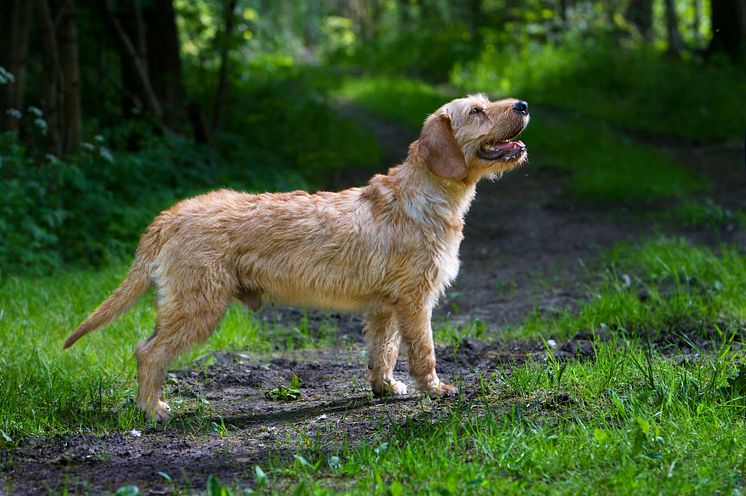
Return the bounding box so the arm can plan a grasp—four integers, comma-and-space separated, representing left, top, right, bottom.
364, 307, 407, 396
135, 272, 233, 422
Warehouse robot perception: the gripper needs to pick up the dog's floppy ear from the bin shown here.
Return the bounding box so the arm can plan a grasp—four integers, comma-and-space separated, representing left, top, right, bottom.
418, 113, 467, 180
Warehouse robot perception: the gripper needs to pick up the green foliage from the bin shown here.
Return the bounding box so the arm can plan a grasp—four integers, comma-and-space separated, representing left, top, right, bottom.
265, 374, 302, 401
664, 198, 738, 230
202, 62, 381, 185
0, 128, 216, 274
332, 22, 478, 82
520, 237, 746, 340
453, 43, 746, 142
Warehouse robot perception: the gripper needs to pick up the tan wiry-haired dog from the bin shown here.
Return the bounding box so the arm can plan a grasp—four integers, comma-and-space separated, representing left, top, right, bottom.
65, 95, 530, 422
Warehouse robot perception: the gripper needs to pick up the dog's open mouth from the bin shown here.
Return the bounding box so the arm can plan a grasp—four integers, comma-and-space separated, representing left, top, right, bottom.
477, 132, 526, 161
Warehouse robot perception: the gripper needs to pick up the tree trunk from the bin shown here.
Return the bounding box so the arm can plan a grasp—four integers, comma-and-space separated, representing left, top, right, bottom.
557, 0, 568, 25
97, 0, 162, 118
57, 0, 82, 155
626, 0, 653, 42
664, 0, 684, 56
693, 0, 702, 48
143, 0, 185, 126
708, 0, 746, 62
468, 0, 484, 38
211, 0, 238, 134
4, 0, 33, 131
34, 0, 62, 155
0, 2, 16, 125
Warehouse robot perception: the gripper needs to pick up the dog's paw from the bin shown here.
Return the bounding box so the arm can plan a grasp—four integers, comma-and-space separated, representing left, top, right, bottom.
420, 381, 458, 397
140, 400, 172, 423
371, 379, 409, 397
435, 383, 458, 396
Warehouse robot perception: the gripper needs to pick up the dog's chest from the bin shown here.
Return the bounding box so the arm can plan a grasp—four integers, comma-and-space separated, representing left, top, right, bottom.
425, 229, 463, 292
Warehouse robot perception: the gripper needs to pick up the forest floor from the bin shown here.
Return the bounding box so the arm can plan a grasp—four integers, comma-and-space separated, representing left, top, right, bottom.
2, 107, 745, 495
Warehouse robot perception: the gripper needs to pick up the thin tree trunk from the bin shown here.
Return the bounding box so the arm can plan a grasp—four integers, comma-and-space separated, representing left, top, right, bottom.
57, 0, 82, 155
143, 0, 185, 127
98, 0, 162, 118
558, 0, 568, 25
5, 0, 33, 131
626, 0, 653, 42
708, 0, 746, 62
664, 0, 684, 56
131, 0, 148, 76
693, 0, 702, 48
211, 0, 238, 134
34, 0, 62, 155
467, 0, 484, 38
0, 2, 16, 126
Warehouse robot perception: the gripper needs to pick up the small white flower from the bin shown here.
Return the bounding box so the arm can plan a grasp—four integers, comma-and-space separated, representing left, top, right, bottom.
34, 118, 48, 135
94, 134, 105, 143
5, 108, 21, 119
0, 66, 15, 85
46, 153, 60, 164
81, 142, 95, 151
99, 146, 114, 163
28, 105, 43, 117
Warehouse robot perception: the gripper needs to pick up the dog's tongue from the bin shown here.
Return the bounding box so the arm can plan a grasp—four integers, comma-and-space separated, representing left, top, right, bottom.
496, 140, 525, 151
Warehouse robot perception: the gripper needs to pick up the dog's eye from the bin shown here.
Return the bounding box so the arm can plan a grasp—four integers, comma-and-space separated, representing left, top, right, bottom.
469, 107, 483, 115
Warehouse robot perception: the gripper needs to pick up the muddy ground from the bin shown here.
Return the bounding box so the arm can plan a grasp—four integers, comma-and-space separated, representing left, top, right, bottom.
2, 109, 744, 494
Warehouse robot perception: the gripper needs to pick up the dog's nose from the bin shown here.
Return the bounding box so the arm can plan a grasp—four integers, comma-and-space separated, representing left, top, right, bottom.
513, 101, 529, 115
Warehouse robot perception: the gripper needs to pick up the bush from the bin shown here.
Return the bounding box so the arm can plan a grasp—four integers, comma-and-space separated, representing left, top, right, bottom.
0, 130, 216, 274
328, 23, 478, 83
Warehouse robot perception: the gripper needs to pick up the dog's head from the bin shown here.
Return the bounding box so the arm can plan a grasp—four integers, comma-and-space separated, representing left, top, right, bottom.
416, 94, 529, 182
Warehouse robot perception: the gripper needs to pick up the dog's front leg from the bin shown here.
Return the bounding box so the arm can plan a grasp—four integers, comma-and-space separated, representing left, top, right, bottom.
364, 309, 408, 396
396, 302, 457, 396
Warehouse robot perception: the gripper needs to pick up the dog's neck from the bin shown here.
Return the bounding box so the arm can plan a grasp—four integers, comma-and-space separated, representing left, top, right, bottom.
386, 157, 478, 231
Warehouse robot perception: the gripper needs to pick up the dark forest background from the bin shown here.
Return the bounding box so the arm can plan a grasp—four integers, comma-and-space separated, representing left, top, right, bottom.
1, 0, 745, 274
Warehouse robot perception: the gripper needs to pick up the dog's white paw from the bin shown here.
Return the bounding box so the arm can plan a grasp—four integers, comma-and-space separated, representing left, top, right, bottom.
140, 400, 172, 423
371, 378, 408, 397
416, 375, 458, 397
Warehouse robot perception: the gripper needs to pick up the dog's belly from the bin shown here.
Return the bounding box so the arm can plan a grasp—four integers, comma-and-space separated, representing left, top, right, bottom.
264, 289, 371, 313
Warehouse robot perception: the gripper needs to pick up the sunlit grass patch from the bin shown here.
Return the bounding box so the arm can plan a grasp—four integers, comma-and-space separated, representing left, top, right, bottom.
517, 237, 746, 341
338, 77, 450, 128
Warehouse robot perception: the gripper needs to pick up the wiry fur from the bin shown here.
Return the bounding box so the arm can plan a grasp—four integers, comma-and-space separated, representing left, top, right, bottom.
65, 95, 529, 422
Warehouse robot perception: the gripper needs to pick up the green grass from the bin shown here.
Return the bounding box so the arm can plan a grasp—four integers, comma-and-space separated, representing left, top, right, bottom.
452, 44, 746, 143
517, 237, 746, 341
338, 77, 450, 128
0, 263, 345, 439
338, 76, 704, 204
269, 337, 745, 495
2, 236, 744, 494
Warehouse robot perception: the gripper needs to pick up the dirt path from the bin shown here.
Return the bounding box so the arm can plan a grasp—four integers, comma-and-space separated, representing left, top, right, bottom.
2, 108, 744, 494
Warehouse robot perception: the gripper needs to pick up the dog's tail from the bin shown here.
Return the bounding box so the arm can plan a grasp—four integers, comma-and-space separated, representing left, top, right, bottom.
64, 254, 152, 349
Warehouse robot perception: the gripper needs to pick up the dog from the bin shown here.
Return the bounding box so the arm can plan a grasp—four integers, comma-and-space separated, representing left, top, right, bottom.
64, 94, 530, 422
